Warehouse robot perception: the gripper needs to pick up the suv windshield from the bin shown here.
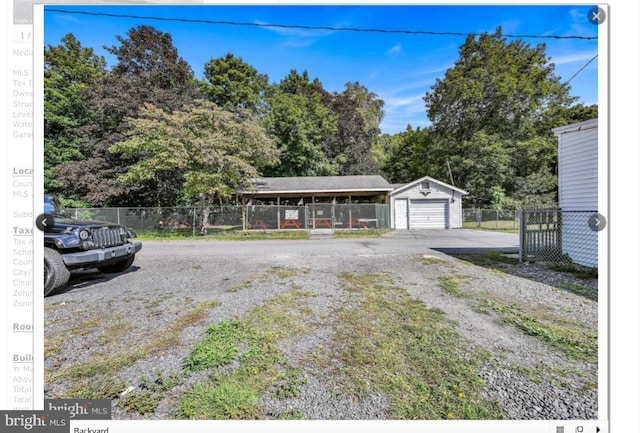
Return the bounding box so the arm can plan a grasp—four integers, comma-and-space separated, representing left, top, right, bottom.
44, 195, 68, 217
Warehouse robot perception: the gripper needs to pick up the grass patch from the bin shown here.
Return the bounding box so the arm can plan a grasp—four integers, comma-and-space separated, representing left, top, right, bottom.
310, 272, 505, 420
462, 251, 520, 266
226, 267, 307, 292
45, 300, 221, 395
475, 296, 597, 362
462, 221, 518, 233
267, 267, 308, 279
175, 289, 316, 419
118, 372, 183, 415
549, 263, 598, 280
420, 255, 449, 265
96, 319, 134, 346
44, 301, 72, 312
184, 321, 243, 371
559, 281, 597, 301
44, 337, 63, 360
334, 229, 392, 238
438, 276, 471, 298
137, 229, 309, 241
66, 377, 128, 400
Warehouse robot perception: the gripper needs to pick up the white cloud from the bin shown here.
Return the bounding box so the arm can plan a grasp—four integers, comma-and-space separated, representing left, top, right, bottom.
387, 44, 402, 56
383, 93, 425, 110
548, 51, 598, 65
255, 20, 334, 39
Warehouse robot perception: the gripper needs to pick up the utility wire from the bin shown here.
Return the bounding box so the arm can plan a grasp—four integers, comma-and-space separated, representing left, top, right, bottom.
45, 8, 598, 41
566, 54, 598, 83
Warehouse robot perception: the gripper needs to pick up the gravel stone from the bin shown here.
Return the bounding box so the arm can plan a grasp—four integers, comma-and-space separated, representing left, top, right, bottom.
44, 234, 599, 420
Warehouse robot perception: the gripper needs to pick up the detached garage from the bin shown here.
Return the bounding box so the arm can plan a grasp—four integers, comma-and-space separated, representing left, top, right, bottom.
390, 176, 468, 229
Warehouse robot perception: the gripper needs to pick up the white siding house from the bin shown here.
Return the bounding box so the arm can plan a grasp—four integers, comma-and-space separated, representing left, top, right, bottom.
390, 176, 468, 229
553, 118, 598, 267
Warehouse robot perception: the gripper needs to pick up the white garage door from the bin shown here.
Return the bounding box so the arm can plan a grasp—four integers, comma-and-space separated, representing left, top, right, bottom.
409, 199, 448, 229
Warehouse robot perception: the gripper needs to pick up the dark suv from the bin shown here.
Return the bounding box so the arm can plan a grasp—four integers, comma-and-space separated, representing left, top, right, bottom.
43, 195, 142, 296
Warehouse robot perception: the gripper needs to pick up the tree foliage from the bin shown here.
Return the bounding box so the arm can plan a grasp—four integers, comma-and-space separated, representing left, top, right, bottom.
110, 100, 279, 231
424, 27, 575, 142
44, 34, 107, 198
262, 70, 338, 177
200, 53, 269, 115
44, 24, 599, 212
321, 82, 384, 175
413, 27, 595, 208
56, 26, 198, 206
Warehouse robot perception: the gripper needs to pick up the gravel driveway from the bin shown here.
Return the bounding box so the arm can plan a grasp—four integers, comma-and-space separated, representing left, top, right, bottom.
44, 231, 599, 420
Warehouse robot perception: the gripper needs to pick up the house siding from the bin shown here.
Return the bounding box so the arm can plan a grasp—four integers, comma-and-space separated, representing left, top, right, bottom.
554, 119, 598, 267
558, 121, 598, 211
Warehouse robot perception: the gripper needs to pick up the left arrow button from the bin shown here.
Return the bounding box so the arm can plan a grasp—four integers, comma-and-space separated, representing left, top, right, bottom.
36, 214, 54, 231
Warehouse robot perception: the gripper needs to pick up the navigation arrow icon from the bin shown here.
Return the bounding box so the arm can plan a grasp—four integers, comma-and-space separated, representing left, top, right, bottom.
36, 214, 55, 232
588, 213, 606, 232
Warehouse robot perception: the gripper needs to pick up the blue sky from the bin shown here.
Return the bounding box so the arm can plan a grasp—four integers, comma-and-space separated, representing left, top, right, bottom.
43, 4, 600, 135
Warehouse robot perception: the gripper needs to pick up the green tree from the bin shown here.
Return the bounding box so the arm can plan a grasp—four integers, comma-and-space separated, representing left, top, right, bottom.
110, 100, 279, 233
56, 25, 198, 206
381, 126, 433, 184
263, 70, 338, 176
422, 27, 579, 207
321, 82, 384, 175
200, 53, 269, 115
321, 92, 374, 175
424, 27, 575, 141
343, 81, 385, 135
44, 33, 107, 199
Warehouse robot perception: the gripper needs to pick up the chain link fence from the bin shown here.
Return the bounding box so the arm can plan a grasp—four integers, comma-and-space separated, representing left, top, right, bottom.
519, 209, 598, 268
69, 204, 391, 234
462, 208, 520, 231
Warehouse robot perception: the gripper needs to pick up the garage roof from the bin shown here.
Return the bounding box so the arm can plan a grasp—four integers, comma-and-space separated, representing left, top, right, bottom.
391, 175, 468, 195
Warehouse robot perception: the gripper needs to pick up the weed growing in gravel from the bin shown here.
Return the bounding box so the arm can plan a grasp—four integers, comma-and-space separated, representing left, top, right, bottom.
226, 267, 307, 292
333, 229, 392, 238
184, 321, 243, 371
66, 377, 128, 400
175, 289, 315, 419
311, 272, 505, 420
549, 263, 598, 279
118, 372, 183, 415
438, 276, 472, 298
476, 296, 597, 362
421, 257, 446, 265
45, 300, 221, 397
96, 319, 134, 347
136, 230, 310, 241
559, 281, 598, 301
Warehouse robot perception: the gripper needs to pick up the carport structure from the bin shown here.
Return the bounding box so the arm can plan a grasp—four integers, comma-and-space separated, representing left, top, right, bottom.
241, 175, 394, 230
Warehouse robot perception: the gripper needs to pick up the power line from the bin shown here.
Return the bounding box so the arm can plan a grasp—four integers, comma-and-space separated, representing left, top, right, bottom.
45, 8, 598, 41
566, 54, 598, 83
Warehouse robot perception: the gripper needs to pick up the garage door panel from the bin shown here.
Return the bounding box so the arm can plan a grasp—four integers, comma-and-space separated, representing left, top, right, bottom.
409, 199, 448, 229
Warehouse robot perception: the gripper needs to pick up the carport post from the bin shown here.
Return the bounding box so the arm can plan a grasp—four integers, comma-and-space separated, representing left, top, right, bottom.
518, 210, 525, 263
193, 206, 197, 237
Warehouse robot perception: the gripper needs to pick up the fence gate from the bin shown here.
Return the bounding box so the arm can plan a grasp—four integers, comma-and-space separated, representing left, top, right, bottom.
519, 209, 598, 267
519, 209, 562, 263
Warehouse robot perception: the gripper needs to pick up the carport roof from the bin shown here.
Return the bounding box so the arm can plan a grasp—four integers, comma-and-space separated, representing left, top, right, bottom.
244, 175, 394, 195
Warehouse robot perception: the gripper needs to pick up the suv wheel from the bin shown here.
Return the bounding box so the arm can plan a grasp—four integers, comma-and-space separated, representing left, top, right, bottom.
97, 255, 135, 274
44, 247, 70, 296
